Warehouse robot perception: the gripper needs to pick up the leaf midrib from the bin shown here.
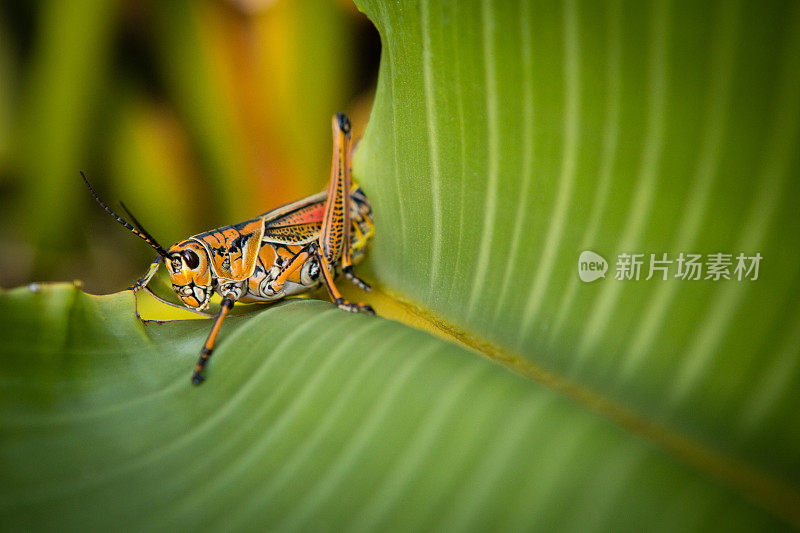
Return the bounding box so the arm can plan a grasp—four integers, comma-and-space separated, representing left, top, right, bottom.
366, 282, 800, 528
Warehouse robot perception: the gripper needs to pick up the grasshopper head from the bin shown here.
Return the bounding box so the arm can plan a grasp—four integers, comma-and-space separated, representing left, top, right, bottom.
80, 173, 214, 310
166, 240, 214, 310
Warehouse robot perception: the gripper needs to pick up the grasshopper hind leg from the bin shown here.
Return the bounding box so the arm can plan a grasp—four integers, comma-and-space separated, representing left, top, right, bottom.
315, 112, 374, 315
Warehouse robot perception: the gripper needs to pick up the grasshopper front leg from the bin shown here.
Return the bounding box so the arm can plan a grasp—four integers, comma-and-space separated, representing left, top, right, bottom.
191, 297, 234, 385
191, 282, 243, 385
318, 113, 373, 314
129, 256, 162, 292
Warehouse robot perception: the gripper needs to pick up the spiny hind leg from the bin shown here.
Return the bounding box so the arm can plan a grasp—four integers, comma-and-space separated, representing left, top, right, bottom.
320, 112, 371, 294
319, 113, 351, 267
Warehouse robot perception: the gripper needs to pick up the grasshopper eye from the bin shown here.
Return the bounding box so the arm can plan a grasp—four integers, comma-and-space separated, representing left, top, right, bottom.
182, 249, 200, 269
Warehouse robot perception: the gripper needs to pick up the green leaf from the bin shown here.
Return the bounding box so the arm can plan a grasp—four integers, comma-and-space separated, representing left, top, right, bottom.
352, 0, 800, 527
0, 285, 788, 530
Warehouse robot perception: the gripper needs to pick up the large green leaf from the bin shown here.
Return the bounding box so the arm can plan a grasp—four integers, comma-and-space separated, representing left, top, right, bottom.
3, 0, 800, 530
353, 0, 800, 526
0, 285, 789, 530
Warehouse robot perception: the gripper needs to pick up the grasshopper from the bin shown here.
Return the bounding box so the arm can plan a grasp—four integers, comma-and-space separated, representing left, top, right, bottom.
83, 113, 374, 384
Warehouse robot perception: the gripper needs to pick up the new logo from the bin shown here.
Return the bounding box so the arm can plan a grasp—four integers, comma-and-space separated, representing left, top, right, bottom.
578, 250, 608, 282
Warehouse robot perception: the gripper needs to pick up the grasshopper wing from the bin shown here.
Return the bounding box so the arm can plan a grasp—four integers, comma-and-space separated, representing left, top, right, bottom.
261, 191, 327, 245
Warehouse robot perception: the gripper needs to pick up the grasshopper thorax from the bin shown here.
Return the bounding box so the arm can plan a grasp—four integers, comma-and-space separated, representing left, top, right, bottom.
166, 239, 214, 310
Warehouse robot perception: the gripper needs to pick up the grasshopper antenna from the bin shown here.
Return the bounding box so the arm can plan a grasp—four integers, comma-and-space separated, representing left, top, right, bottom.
81, 171, 170, 258
118, 201, 170, 258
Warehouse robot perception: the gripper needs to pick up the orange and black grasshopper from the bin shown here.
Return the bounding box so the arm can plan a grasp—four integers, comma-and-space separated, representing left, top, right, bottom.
83, 113, 374, 384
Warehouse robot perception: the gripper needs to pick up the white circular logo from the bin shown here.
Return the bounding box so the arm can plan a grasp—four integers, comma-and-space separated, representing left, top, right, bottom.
578, 251, 608, 282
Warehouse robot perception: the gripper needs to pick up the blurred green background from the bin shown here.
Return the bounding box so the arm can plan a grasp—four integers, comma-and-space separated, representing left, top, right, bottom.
0, 0, 379, 294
